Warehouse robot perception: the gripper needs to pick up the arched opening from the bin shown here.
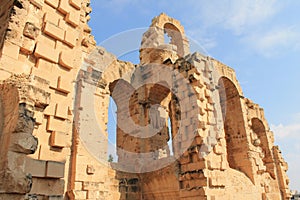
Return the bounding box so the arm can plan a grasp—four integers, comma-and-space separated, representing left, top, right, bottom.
109, 79, 177, 161
108, 79, 136, 164
251, 118, 275, 178
218, 77, 253, 181
148, 82, 173, 159
167, 117, 174, 156
163, 23, 184, 57
109, 79, 175, 163
164, 32, 171, 44
107, 96, 118, 162
108, 78, 180, 199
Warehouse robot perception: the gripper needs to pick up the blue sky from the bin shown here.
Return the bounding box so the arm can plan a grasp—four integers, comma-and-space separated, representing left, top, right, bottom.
89, 0, 300, 190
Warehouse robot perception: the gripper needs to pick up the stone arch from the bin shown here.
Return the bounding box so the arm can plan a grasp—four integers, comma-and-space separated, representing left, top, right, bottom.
218, 76, 253, 181
108, 78, 136, 162
148, 81, 173, 158
148, 81, 171, 105
163, 23, 184, 57
140, 13, 190, 64
110, 79, 174, 162
0, 81, 39, 197
251, 118, 275, 178
0, 84, 19, 170
108, 76, 180, 199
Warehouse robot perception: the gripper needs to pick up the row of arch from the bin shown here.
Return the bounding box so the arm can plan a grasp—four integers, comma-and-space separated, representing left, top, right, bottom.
219, 77, 275, 181
104, 15, 276, 185
106, 75, 275, 180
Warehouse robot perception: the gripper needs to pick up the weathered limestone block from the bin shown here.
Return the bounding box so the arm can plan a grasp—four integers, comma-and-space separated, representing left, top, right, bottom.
47, 196, 64, 200
23, 22, 39, 40
73, 190, 87, 199
43, 22, 65, 41
0, 194, 25, 200
1, 41, 20, 60
29, 0, 44, 8
44, 12, 60, 26
45, 161, 65, 178
25, 158, 47, 178
10, 132, 38, 154
0, 3, 291, 199
20, 37, 36, 54
30, 178, 65, 196
63, 27, 79, 47
56, 75, 72, 94
0, 152, 33, 194
0, 74, 53, 198
57, 0, 72, 15
45, 0, 59, 9
38, 145, 67, 162
34, 42, 60, 63
50, 131, 67, 148
59, 50, 75, 69
65, 10, 80, 27
13, 104, 35, 134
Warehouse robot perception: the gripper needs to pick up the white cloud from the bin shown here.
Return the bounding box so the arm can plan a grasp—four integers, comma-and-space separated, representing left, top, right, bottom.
95, 0, 280, 36
183, 0, 279, 35
180, 0, 300, 57
271, 112, 300, 139
243, 25, 300, 57
179, 0, 289, 57
223, 0, 279, 35
271, 114, 300, 190
271, 122, 300, 139
186, 29, 217, 53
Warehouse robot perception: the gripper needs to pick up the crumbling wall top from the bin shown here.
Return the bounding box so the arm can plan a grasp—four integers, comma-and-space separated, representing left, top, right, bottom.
140, 13, 190, 64
150, 13, 186, 35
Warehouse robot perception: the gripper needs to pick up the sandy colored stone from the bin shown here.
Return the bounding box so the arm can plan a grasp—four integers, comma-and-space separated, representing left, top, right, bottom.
45, 0, 59, 9
45, 161, 65, 178
59, 50, 74, 69
0, 2, 291, 200
43, 22, 65, 41
29, 0, 44, 8
34, 42, 59, 63
65, 10, 80, 27
2, 41, 20, 60
50, 131, 67, 148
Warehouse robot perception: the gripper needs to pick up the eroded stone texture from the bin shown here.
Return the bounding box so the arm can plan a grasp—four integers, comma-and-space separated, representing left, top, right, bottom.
0, 75, 50, 199
0, 1, 291, 200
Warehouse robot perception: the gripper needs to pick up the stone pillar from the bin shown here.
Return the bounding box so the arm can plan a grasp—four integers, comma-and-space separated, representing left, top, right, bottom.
0, 75, 50, 199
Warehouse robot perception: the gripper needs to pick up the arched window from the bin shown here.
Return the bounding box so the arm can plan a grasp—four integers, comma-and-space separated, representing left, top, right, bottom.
163, 23, 184, 57
107, 96, 118, 162
219, 77, 253, 181
164, 32, 171, 44
167, 117, 174, 156
251, 118, 275, 178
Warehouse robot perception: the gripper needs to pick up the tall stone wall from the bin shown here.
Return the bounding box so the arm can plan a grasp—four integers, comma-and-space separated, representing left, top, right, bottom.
0, 2, 291, 200
0, 0, 98, 199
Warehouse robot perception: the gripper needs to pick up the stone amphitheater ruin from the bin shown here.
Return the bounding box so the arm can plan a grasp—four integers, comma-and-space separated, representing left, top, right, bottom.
0, 0, 291, 199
